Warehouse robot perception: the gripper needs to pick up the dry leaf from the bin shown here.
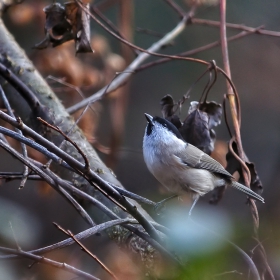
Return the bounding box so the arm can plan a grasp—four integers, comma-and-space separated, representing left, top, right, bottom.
35, 2, 93, 54
160, 95, 182, 129
226, 140, 263, 194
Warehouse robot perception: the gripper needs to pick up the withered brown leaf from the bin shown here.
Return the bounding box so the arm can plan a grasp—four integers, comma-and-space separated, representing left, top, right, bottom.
35, 2, 93, 54
180, 106, 213, 154
198, 101, 222, 129
34, 3, 73, 49
65, 2, 93, 54
160, 97, 222, 155
226, 140, 263, 194
179, 101, 222, 155
160, 95, 182, 129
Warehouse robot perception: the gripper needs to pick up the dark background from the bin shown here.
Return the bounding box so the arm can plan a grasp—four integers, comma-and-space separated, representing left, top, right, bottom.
0, 0, 280, 279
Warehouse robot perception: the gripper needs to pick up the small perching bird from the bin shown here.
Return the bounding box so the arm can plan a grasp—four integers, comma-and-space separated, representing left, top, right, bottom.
143, 113, 264, 215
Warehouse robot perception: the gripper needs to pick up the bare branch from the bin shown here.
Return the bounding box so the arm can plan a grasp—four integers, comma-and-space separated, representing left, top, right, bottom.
192, 17, 280, 37
0, 112, 164, 246
54, 223, 119, 280
136, 29, 260, 73
0, 123, 178, 264
0, 219, 137, 259
67, 7, 196, 113
219, 2, 274, 278
0, 247, 100, 280
37, 117, 91, 172
0, 84, 28, 188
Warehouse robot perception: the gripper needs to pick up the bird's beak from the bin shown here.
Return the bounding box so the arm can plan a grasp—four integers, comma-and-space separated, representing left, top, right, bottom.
144, 113, 153, 125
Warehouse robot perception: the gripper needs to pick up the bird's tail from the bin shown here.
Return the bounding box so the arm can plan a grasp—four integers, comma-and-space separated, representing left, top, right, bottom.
231, 181, 264, 203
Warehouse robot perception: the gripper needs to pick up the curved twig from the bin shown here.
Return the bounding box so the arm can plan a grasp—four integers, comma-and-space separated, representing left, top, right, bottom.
219, 1, 273, 278
203, 60, 217, 102
228, 138, 251, 183
69, 2, 240, 122
190, 218, 261, 280
136, 28, 262, 73
67, 5, 197, 114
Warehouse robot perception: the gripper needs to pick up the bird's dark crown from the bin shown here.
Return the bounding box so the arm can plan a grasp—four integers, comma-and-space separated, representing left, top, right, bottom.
146, 115, 184, 141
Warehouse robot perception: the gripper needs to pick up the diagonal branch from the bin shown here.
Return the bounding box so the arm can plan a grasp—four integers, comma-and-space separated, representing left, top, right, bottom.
55, 223, 119, 280
0, 219, 139, 259
67, 6, 195, 113
0, 246, 100, 280
192, 17, 280, 37
0, 84, 29, 188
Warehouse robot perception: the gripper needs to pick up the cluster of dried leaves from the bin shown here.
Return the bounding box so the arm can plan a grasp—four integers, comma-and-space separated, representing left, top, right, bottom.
35, 1, 92, 54
161, 94, 222, 155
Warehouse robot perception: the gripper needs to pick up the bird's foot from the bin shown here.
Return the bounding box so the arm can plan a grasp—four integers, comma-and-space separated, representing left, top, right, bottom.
154, 195, 178, 214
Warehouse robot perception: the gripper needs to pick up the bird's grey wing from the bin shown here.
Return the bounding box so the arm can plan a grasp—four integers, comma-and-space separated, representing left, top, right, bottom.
177, 143, 234, 179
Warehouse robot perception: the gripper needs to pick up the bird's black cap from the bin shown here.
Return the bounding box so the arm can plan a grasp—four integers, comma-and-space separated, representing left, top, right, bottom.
144, 113, 184, 140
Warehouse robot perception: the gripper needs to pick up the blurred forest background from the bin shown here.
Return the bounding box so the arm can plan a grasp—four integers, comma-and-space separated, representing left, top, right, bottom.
0, 0, 280, 279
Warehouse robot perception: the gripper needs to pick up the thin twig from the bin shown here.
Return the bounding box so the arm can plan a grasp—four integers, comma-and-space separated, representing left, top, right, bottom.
0, 138, 94, 226
45, 103, 90, 169
9, 222, 21, 250
54, 223, 119, 280
0, 219, 137, 259
111, 184, 156, 207
0, 111, 179, 264
190, 218, 261, 280
0, 247, 100, 280
219, 1, 274, 279
69, 2, 240, 118
253, 238, 275, 280
136, 27, 262, 73
0, 136, 166, 257
67, 6, 196, 114
136, 27, 167, 38
212, 270, 243, 278
0, 85, 29, 188
50, 177, 96, 227
38, 117, 90, 171
46, 76, 97, 115
219, 0, 258, 225
163, 0, 186, 18
228, 138, 251, 183
0, 172, 41, 181
76, 1, 201, 65
91, 3, 139, 55
192, 17, 280, 37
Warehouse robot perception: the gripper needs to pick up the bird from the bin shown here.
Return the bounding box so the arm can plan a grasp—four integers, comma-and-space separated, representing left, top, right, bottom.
142, 113, 264, 215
